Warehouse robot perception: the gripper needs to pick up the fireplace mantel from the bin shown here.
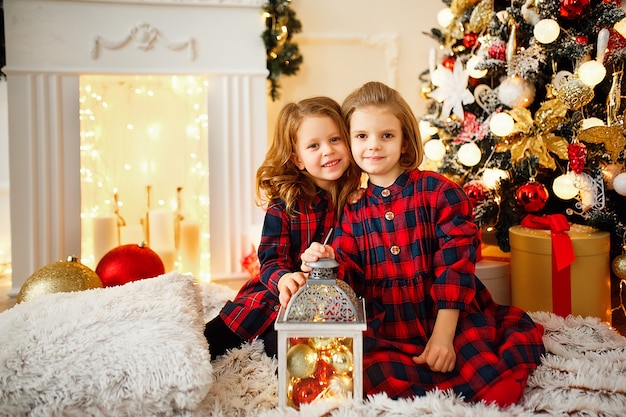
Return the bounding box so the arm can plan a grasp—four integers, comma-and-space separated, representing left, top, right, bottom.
4, 0, 268, 295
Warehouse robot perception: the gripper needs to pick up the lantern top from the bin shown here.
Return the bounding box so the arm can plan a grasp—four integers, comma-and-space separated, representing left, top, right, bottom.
276, 257, 365, 324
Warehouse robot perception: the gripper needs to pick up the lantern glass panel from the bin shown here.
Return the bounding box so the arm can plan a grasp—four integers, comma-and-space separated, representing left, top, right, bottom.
285, 336, 355, 409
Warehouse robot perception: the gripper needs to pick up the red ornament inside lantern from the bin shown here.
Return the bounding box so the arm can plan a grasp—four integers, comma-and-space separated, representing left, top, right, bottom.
291, 378, 325, 408
515, 181, 549, 212
96, 243, 165, 287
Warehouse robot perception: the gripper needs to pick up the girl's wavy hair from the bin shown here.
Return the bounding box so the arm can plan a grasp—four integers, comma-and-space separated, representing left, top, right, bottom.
256, 96, 362, 217
341, 81, 424, 169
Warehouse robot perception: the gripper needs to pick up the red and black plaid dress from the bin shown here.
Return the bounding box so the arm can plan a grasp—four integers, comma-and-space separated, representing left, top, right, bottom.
219, 189, 336, 341
334, 169, 545, 401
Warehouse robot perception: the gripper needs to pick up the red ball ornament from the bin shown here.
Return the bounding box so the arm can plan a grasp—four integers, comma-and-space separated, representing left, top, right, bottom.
559, 0, 590, 19
463, 181, 487, 207
96, 243, 165, 287
291, 378, 325, 408
314, 358, 335, 383
515, 181, 549, 212
487, 40, 507, 61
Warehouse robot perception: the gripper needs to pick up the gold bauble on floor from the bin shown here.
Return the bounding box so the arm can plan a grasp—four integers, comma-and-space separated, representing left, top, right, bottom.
17, 256, 103, 303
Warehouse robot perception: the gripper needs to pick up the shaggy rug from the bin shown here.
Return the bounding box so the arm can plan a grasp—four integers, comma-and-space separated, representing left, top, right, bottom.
1, 275, 625, 416
198, 283, 626, 417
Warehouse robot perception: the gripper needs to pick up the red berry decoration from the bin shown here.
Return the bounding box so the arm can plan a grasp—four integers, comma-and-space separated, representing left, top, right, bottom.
96, 243, 165, 287
516, 181, 549, 212
487, 40, 507, 61
568, 142, 587, 174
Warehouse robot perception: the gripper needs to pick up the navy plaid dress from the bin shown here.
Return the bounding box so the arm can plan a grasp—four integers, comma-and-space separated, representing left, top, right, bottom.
220, 189, 335, 341
334, 169, 545, 401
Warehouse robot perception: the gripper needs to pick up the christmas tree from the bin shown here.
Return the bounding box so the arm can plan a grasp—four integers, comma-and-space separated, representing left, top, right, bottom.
419, 0, 626, 281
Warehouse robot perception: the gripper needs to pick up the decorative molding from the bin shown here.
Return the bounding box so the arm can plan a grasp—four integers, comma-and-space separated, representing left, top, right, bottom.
40, 0, 265, 7
296, 33, 400, 88
92, 22, 196, 60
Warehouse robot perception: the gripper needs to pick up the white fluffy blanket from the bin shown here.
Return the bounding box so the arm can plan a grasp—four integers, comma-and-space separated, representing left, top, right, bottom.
198, 283, 626, 417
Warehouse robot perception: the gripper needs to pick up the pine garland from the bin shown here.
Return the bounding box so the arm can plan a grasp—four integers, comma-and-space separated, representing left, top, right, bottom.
262, 0, 303, 101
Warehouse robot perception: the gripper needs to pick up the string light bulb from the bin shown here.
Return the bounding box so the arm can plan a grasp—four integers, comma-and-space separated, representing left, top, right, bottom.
533, 19, 560, 44
489, 112, 515, 137
424, 139, 446, 161
552, 172, 579, 200
457, 142, 482, 167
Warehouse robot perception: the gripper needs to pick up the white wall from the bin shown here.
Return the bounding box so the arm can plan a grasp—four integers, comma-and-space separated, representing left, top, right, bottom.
0, 80, 10, 267
266, 0, 440, 136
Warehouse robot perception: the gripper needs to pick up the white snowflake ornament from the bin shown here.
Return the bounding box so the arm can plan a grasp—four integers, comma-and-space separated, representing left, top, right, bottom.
428, 58, 475, 120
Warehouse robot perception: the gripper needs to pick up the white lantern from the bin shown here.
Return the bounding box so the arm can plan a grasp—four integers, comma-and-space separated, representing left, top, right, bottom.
457, 142, 482, 167
275, 258, 366, 410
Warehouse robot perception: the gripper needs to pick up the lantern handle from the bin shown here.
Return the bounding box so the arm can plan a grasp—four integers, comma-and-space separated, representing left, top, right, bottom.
322, 228, 334, 247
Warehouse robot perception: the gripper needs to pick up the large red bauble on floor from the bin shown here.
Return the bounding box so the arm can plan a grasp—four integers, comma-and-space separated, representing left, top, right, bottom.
96, 243, 165, 287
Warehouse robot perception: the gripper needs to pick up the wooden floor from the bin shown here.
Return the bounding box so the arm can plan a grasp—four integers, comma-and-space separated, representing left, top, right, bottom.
1, 271, 625, 338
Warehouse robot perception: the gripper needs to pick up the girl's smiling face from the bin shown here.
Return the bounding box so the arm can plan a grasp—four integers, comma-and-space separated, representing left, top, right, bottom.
291, 115, 352, 191
349, 105, 406, 187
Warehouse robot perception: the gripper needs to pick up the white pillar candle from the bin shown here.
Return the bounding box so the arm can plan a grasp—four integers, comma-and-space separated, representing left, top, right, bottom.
179, 220, 201, 276
149, 209, 175, 250
93, 215, 118, 264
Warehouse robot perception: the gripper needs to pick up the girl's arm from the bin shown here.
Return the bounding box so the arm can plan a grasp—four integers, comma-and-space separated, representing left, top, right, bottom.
412, 308, 459, 372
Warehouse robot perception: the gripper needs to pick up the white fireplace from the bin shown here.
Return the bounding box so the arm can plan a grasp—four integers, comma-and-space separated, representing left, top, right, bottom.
4, 0, 268, 296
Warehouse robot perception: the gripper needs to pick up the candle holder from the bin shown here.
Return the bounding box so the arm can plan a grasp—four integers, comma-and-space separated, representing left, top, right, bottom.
275, 258, 366, 410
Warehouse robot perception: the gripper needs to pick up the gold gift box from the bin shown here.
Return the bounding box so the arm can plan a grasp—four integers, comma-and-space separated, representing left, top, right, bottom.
509, 224, 611, 324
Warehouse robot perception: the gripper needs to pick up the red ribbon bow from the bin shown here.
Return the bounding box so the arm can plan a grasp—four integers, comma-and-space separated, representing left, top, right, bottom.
520, 214, 575, 316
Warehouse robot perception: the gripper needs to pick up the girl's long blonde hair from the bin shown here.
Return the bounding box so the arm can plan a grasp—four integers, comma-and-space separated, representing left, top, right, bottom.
256, 96, 362, 218
342, 81, 424, 169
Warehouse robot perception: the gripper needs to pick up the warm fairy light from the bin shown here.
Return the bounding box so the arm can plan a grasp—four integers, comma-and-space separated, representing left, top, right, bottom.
79, 75, 210, 274
578, 60, 607, 87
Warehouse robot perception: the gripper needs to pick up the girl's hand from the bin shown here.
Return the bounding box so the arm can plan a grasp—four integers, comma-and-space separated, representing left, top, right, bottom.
277, 272, 308, 308
412, 333, 456, 373
348, 187, 366, 204
412, 308, 459, 373
300, 242, 335, 272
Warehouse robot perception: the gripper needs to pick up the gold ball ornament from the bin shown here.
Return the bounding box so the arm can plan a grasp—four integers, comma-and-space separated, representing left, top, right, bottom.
287, 343, 318, 379
612, 254, 626, 279
308, 337, 334, 352
330, 346, 354, 374
17, 256, 103, 303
